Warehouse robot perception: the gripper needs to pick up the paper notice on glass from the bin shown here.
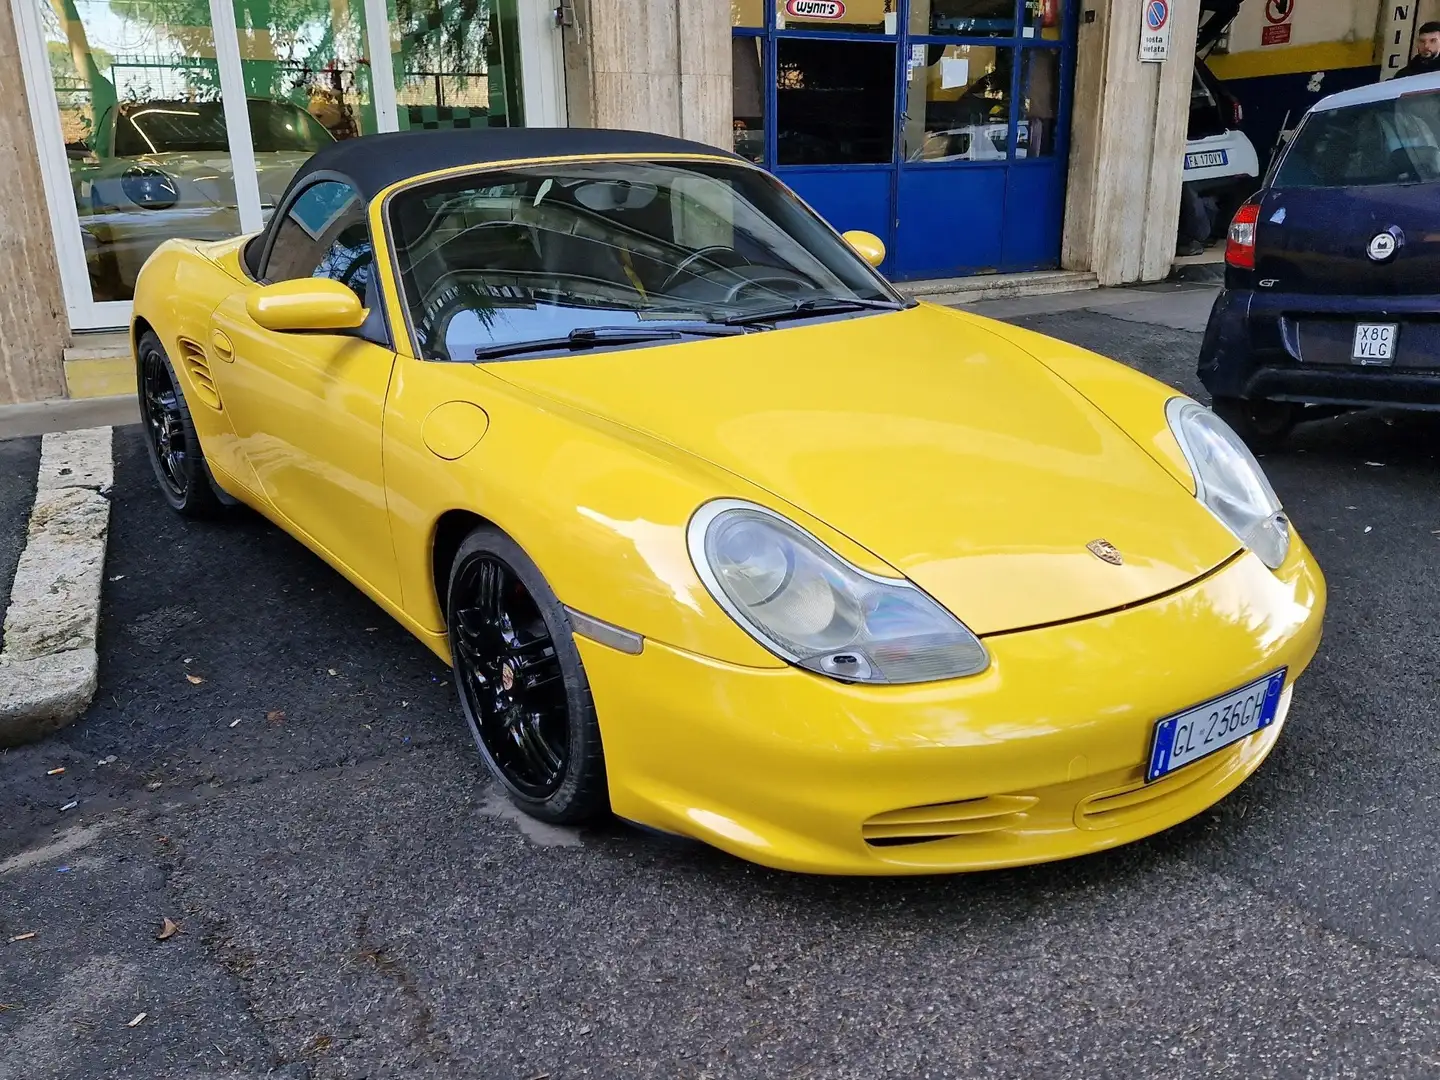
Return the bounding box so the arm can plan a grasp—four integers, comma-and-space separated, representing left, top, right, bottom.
940, 57, 971, 90
884, 10, 897, 34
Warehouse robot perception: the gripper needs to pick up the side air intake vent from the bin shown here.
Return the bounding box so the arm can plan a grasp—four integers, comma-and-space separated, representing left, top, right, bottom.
176, 338, 221, 410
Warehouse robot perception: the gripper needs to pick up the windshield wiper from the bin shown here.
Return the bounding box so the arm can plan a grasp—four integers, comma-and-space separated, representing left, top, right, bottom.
473, 323, 744, 361
720, 296, 907, 327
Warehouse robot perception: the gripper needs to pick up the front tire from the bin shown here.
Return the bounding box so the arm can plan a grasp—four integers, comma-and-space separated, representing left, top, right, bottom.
1212, 396, 1297, 454
136, 331, 223, 517
446, 527, 608, 825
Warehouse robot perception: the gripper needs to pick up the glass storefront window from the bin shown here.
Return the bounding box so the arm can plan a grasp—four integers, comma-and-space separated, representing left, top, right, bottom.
43, 0, 228, 303
733, 0, 764, 27
733, 37, 766, 163
233, 0, 377, 220
909, 0, 1015, 38
776, 0, 895, 35
776, 38, 897, 165
29, 0, 551, 328
902, 45, 1012, 162
1019, 48, 1060, 157
389, 0, 524, 131
1022, 0, 1067, 41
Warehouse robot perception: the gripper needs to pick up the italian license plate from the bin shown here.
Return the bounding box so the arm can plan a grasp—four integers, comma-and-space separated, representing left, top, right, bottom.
1352, 323, 1398, 364
1185, 150, 1228, 169
1146, 670, 1287, 782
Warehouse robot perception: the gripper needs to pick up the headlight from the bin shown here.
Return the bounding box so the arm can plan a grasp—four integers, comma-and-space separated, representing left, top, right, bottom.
121, 167, 179, 210
1166, 398, 1290, 570
687, 500, 988, 684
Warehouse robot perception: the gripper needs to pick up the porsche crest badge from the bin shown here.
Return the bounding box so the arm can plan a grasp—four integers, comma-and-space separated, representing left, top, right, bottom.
1086, 539, 1123, 566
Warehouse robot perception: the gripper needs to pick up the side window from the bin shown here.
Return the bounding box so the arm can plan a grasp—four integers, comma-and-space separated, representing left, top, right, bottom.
264, 180, 373, 300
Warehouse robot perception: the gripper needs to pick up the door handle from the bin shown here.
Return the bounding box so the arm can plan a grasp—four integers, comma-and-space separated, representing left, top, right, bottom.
210, 330, 235, 362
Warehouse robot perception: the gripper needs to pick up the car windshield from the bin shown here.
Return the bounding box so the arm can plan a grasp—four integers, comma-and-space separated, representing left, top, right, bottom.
387, 159, 902, 362
1274, 90, 1440, 188
113, 101, 332, 156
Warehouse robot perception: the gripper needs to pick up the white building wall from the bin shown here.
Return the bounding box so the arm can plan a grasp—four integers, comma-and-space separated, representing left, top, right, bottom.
1224, 0, 1380, 53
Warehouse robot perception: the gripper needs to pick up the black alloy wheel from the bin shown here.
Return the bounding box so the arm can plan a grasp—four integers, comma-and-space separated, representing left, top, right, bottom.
447, 527, 608, 823
136, 331, 222, 517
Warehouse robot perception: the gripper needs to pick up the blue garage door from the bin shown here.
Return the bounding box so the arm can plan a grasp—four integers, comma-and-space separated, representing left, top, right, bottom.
732, 0, 1076, 282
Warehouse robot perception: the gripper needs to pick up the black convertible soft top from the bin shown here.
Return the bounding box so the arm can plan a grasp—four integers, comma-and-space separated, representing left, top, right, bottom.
244, 126, 739, 282
288, 127, 738, 203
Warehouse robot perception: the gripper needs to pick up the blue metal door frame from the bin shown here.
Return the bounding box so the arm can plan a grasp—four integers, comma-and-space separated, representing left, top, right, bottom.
734, 0, 1079, 281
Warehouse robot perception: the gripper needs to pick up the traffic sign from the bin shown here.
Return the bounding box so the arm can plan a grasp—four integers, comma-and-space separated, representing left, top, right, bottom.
1139, 0, 1172, 61
1265, 0, 1294, 25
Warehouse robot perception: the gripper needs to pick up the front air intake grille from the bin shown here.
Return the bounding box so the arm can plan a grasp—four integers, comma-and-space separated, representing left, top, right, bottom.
862, 795, 1039, 847
1076, 749, 1234, 830
176, 338, 221, 410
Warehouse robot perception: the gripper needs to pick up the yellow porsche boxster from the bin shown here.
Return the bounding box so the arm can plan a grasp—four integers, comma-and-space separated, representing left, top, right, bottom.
131, 128, 1325, 874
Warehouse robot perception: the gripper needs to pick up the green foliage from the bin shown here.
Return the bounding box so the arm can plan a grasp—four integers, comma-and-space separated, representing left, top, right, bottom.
392, 0, 493, 76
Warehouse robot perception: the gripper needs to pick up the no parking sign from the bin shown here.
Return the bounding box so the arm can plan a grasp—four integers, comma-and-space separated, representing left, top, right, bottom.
1138, 0, 1172, 62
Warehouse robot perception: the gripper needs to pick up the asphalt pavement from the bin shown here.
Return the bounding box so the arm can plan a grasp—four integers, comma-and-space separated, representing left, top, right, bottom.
4, 292, 1440, 1079
0, 437, 40, 652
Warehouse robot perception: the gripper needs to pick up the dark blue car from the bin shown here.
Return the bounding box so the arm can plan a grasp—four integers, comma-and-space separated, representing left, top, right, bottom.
1198, 72, 1440, 450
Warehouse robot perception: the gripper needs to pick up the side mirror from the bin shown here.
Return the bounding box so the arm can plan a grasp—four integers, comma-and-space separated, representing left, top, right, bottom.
842, 229, 886, 268
246, 278, 367, 333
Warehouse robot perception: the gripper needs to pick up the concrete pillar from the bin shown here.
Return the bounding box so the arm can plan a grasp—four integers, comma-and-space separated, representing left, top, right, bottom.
676, 1, 731, 147
0, 0, 69, 404
561, 0, 732, 149
1062, 0, 1201, 285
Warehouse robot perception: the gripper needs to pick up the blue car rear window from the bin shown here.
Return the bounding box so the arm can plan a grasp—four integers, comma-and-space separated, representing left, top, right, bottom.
1276, 93, 1440, 188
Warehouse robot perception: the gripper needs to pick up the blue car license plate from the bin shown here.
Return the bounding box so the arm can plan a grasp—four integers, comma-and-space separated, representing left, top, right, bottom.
1146, 670, 1287, 782
1185, 150, 1228, 170
1352, 323, 1398, 364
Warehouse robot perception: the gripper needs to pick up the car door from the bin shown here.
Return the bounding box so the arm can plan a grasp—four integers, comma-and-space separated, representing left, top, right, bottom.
211, 177, 402, 603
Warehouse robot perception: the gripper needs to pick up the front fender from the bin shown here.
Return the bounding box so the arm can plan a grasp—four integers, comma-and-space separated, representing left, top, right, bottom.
382, 355, 791, 669
132, 240, 251, 491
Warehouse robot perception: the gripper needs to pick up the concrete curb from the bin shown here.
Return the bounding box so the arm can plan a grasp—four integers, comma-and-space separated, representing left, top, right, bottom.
0, 396, 139, 441
899, 269, 1101, 308
0, 427, 113, 746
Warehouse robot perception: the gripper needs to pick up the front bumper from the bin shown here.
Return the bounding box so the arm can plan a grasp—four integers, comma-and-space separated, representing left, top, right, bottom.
578, 540, 1325, 875
1199, 288, 1440, 409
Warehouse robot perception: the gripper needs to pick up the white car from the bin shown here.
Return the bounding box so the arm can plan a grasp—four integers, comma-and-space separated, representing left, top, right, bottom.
908, 121, 1030, 163
1184, 127, 1260, 184
1184, 59, 1260, 220
71, 98, 334, 297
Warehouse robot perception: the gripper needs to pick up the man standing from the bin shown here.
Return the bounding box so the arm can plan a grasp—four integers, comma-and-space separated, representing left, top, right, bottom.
1397, 22, 1440, 78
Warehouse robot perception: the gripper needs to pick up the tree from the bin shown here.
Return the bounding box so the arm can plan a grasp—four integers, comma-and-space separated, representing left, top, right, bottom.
115, 0, 346, 99
391, 0, 491, 78
47, 38, 113, 84
52, 0, 504, 140
47, 0, 117, 123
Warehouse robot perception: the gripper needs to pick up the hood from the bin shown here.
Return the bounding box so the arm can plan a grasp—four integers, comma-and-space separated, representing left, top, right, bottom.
491, 307, 1241, 635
